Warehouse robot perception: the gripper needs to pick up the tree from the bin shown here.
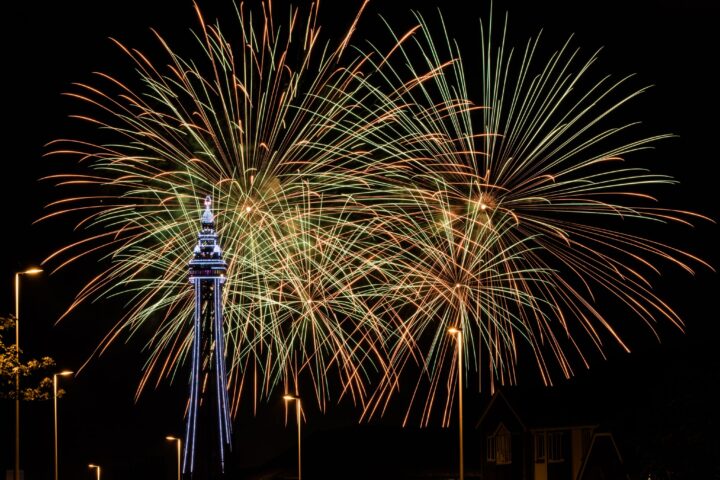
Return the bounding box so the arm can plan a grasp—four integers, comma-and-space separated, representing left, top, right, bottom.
0, 315, 59, 400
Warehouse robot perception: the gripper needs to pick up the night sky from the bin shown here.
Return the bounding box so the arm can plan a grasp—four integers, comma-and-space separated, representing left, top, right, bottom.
2, 1, 718, 479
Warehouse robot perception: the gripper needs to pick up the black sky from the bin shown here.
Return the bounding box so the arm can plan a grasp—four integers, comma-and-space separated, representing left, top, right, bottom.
1, 0, 718, 479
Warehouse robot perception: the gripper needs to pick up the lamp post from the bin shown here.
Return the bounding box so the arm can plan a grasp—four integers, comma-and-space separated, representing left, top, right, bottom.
448, 327, 464, 480
166, 436, 182, 480
283, 394, 302, 480
53, 370, 74, 480
14, 267, 43, 480
88, 464, 101, 480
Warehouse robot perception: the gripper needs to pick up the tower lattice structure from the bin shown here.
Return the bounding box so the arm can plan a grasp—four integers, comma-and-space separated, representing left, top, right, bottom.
184, 195, 232, 478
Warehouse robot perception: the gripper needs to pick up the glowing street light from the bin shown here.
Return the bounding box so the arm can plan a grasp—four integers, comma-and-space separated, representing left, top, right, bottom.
166, 436, 182, 480
13, 267, 43, 480
88, 464, 101, 480
53, 370, 74, 480
283, 394, 302, 480
448, 327, 464, 480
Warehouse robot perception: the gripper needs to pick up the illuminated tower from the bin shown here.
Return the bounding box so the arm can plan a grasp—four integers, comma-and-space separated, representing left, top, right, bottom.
184, 195, 232, 478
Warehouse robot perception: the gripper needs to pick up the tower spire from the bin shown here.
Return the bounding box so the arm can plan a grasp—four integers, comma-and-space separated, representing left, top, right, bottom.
201, 195, 214, 226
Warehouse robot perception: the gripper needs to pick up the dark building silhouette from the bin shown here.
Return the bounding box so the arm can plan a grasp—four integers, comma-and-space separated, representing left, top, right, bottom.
476, 390, 629, 480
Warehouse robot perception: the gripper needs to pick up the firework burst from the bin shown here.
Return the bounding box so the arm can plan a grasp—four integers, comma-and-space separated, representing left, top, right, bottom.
42, 1, 711, 428
42, 0, 397, 414
350, 10, 711, 423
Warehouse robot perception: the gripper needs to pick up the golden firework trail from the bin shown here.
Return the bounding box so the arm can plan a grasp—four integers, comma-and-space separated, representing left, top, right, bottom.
41, 3, 711, 427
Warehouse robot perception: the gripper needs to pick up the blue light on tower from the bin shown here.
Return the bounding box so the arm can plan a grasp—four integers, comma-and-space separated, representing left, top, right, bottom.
184, 195, 232, 477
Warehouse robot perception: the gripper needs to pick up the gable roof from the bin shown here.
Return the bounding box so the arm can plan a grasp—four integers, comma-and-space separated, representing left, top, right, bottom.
475, 389, 526, 431
475, 386, 602, 430
576, 432, 629, 480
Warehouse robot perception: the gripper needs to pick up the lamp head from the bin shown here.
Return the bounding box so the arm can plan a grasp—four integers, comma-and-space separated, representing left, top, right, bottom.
21, 267, 43, 275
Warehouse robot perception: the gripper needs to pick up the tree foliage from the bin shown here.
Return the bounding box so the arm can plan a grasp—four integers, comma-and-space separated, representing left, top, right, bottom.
0, 315, 60, 401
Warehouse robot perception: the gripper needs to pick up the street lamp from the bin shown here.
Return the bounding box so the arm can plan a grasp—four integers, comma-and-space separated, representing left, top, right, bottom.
88, 464, 101, 480
53, 370, 74, 480
448, 327, 464, 480
166, 436, 182, 480
283, 394, 302, 480
14, 267, 43, 480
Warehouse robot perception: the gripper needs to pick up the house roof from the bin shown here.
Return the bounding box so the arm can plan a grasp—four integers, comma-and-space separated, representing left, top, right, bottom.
576, 432, 630, 480
474, 389, 527, 431
475, 386, 603, 431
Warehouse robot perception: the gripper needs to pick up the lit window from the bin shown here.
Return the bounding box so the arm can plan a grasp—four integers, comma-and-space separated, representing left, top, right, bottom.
534, 432, 546, 463
487, 435, 496, 462
496, 428, 512, 465
548, 432, 564, 462
488, 424, 512, 464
